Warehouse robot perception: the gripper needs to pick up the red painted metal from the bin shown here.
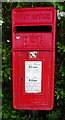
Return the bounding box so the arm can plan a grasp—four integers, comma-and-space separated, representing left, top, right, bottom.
12, 7, 56, 110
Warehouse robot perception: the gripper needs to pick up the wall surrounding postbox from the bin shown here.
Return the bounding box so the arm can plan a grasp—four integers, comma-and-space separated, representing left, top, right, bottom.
12, 7, 56, 110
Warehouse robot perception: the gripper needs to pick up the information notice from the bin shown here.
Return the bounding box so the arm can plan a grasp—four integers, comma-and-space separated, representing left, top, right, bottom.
25, 61, 42, 93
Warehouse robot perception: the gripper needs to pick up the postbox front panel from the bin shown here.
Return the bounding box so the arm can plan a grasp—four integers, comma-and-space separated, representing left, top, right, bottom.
12, 7, 56, 110
13, 51, 54, 110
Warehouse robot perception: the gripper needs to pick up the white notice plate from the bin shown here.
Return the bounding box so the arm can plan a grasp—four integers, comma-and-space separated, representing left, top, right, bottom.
25, 61, 42, 93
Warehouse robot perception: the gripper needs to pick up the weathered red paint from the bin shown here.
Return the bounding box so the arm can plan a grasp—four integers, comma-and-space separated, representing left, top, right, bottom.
12, 7, 56, 110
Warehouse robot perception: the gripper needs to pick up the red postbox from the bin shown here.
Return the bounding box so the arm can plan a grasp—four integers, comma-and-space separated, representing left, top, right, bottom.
12, 7, 56, 110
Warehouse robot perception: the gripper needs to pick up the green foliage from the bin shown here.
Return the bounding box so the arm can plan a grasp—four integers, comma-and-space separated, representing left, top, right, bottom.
2, 42, 11, 82
46, 110, 61, 120
2, 2, 65, 120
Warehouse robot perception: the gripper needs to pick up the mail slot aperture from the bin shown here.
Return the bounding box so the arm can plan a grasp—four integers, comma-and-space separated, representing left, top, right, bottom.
16, 26, 52, 32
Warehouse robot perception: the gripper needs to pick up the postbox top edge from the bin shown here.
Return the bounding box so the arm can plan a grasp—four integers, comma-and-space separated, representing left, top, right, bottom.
12, 7, 56, 26
12, 7, 56, 13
